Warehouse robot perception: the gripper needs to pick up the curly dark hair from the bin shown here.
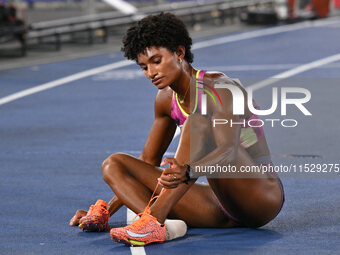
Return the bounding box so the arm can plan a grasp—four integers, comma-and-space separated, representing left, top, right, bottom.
122, 12, 194, 63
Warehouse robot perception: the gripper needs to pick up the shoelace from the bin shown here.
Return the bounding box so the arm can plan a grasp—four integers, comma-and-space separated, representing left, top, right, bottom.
133, 174, 167, 223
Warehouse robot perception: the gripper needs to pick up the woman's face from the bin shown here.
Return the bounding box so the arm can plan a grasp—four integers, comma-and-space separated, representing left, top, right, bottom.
137, 46, 182, 89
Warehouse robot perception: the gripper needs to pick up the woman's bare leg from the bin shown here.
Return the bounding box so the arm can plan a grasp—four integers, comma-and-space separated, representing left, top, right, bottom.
101, 133, 232, 227
102, 152, 229, 227
107, 196, 124, 216
101, 154, 163, 214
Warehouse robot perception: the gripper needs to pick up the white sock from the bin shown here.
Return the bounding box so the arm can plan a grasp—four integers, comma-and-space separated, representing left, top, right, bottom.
164, 219, 187, 241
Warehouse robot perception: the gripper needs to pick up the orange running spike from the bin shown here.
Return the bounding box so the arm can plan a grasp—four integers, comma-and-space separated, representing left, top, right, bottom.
110, 178, 167, 246
110, 209, 166, 246
79, 199, 110, 232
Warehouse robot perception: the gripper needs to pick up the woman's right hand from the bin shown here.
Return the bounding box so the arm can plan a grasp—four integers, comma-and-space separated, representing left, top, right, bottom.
69, 209, 87, 226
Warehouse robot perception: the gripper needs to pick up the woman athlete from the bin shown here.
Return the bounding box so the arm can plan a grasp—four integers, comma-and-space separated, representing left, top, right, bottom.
69, 13, 285, 246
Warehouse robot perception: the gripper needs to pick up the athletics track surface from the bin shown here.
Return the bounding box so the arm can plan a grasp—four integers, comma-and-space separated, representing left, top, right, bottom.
1, 17, 340, 255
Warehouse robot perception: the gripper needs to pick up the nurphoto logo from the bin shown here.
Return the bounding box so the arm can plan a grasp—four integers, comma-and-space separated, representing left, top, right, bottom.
199, 83, 312, 128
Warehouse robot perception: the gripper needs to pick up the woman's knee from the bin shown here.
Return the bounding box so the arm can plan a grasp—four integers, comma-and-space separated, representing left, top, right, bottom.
101, 153, 127, 183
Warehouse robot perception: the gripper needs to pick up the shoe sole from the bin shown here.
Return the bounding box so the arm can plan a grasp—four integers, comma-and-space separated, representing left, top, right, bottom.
111, 234, 165, 247
111, 235, 142, 246
79, 221, 110, 232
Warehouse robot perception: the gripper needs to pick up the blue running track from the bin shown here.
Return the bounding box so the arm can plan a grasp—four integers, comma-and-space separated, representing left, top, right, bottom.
1, 17, 340, 255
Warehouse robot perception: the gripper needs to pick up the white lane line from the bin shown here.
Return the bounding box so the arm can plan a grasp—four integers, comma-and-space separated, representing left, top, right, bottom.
102, 0, 137, 14
205, 64, 299, 71
311, 17, 340, 27
130, 246, 147, 255
1, 17, 339, 106
209, 63, 340, 71
193, 17, 340, 50
126, 209, 147, 255
193, 23, 309, 50
205, 63, 340, 72
0, 60, 132, 106
93, 63, 340, 81
247, 53, 340, 91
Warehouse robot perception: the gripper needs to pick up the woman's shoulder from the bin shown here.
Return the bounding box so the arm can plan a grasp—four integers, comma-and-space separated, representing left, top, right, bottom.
155, 87, 173, 102
203, 70, 251, 116
203, 70, 242, 88
154, 87, 173, 116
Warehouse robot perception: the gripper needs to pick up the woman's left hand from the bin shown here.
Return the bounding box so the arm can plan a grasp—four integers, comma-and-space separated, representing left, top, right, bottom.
159, 158, 187, 189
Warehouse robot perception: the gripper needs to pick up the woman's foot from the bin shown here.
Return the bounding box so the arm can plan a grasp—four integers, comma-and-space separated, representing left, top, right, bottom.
78, 200, 110, 232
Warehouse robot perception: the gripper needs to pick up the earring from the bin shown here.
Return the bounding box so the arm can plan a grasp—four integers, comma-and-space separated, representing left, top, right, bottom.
179, 58, 183, 64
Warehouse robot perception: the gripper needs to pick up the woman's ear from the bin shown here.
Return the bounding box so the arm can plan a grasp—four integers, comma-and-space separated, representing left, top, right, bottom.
176, 46, 186, 61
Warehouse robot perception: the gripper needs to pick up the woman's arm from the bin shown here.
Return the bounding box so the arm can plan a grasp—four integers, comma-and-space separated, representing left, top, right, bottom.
159, 82, 243, 187
190, 110, 240, 172
139, 88, 177, 166
70, 89, 177, 225
189, 75, 246, 172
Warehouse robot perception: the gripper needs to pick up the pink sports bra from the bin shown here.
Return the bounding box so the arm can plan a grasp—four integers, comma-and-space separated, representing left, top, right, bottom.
170, 70, 264, 148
